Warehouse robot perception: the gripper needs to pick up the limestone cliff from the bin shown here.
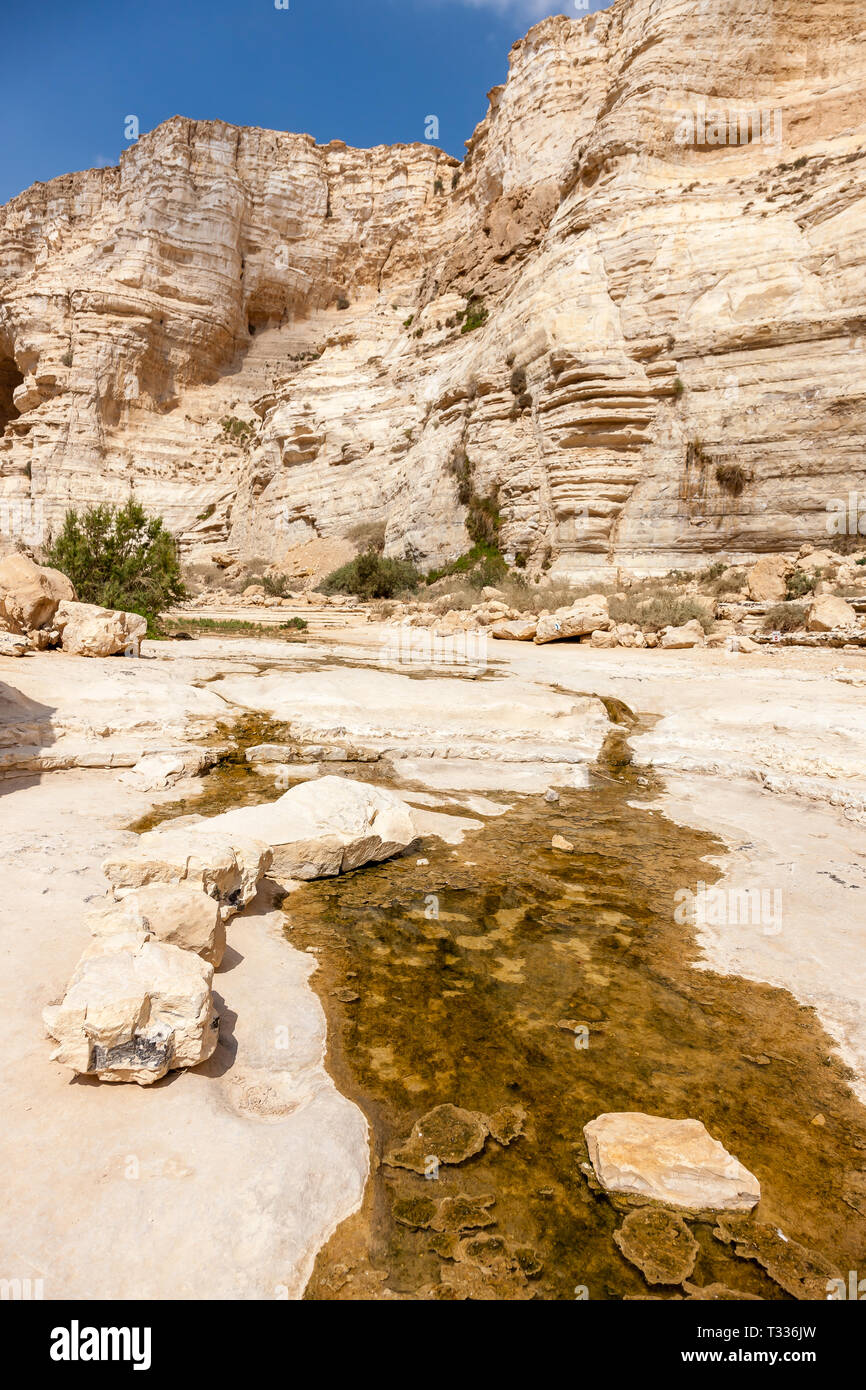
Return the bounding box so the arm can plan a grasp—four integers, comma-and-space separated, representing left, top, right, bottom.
1, 0, 864, 577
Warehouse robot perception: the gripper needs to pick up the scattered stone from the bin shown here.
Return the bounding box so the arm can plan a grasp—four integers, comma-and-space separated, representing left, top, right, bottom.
188, 775, 417, 880
659, 619, 706, 650
583, 1112, 761, 1212
807, 594, 857, 632
0, 552, 74, 632
332, 987, 360, 1003
747, 556, 789, 603
552, 834, 574, 852
491, 619, 537, 641
534, 596, 612, 645
713, 1217, 841, 1300
613, 1208, 699, 1285
103, 827, 272, 919
0, 631, 30, 657
384, 1104, 490, 1172
55, 600, 147, 657
544, 789, 560, 804
486, 1104, 527, 1146
43, 931, 218, 1084
85, 883, 226, 967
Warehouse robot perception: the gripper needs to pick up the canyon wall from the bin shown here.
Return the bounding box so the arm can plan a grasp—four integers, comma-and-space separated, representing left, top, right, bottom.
1, 0, 865, 577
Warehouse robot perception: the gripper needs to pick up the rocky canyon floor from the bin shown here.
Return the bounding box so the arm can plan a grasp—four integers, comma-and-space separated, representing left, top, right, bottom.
1, 622, 865, 1300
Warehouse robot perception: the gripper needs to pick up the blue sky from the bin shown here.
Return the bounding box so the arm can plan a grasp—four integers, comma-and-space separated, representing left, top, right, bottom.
0, 0, 611, 206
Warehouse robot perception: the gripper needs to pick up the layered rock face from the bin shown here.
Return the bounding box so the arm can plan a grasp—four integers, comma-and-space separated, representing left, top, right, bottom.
1, 0, 864, 576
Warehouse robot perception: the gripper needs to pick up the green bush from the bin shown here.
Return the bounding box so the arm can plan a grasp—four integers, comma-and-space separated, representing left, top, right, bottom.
46, 499, 186, 636
609, 591, 714, 633
280, 617, 308, 630
320, 550, 420, 600
460, 297, 488, 334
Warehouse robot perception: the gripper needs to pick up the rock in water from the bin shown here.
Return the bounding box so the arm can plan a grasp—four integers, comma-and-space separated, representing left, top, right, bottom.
103, 828, 272, 918
43, 931, 219, 1084
86, 883, 226, 968
613, 1208, 699, 1285
54, 600, 148, 657
188, 775, 417, 880
583, 1112, 760, 1212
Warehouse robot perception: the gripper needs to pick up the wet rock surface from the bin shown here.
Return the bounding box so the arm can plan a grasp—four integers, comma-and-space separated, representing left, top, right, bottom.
613, 1209, 699, 1286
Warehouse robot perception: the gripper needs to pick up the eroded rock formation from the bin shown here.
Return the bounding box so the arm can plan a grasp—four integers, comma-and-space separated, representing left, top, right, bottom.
1, 0, 864, 576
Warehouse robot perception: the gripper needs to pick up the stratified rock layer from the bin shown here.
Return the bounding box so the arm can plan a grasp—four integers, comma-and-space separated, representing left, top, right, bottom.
1, 0, 864, 576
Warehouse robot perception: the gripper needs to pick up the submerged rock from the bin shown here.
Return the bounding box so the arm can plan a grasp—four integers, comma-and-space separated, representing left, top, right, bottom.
712, 1216, 841, 1300
384, 1102, 525, 1173
613, 1208, 699, 1285
188, 775, 417, 880
43, 931, 218, 1084
584, 1112, 761, 1212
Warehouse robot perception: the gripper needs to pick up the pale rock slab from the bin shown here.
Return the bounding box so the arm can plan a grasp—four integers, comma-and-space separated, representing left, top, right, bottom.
188, 774, 418, 880
0, 554, 74, 632
747, 557, 789, 603
534, 597, 612, 645
86, 883, 226, 968
806, 594, 858, 632
491, 618, 538, 641
43, 931, 218, 1085
659, 619, 706, 650
584, 1112, 761, 1212
55, 601, 148, 658
102, 828, 272, 918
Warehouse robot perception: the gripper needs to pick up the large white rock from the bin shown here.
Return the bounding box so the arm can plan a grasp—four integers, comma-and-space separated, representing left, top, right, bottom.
747, 556, 789, 603
188, 775, 418, 880
0, 553, 74, 632
102, 828, 272, 918
55, 600, 148, 657
43, 931, 219, 1085
86, 884, 226, 968
491, 618, 537, 641
534, 597, 612, 645
806, 594, 858, 632
659, 619, 706, 649
584, 1112, 761, 1212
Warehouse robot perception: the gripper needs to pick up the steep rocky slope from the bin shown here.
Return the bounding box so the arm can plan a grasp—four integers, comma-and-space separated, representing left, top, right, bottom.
1, 0, 864, 577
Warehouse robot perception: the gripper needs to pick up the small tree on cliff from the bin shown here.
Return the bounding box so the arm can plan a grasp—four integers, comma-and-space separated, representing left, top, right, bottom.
46, 499, 186, 635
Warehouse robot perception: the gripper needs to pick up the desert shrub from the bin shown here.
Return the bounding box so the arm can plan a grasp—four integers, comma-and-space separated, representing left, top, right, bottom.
460, 297, 488, 334
336, 297, 350, 310
262, 573, 290, 597
196, 503, 216, 522
785, 568, 816, 600
434, 178, 444, 194
510, 366, 527, 395
673, 376, 685, 398
700, 561, 727, 582
221, 416, 256, 444
609, 591, 714, 633
46, 499, 186, 636
348, 520, 387, 554
280, 617, 308, 630
712, 568, 747, 595
763, 602, 807, 633
320, 550, 420, 600
61, 349, 73, 367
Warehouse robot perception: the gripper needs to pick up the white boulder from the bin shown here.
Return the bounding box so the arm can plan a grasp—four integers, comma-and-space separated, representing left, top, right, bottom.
0, 553, 74, 632
43, 931, 218, 1085
102, 828, 272, 918
55, 600, 148, 657
806, 594, 858, 632
86, 883, 226, 968
534, 596, 612, 645
584, 1112, 761, 1212
659, 619, 706, 649
188, 775, 418, 880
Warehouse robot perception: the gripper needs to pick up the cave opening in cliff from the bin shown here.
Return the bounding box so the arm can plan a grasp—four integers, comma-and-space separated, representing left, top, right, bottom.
0, 354, 24, 434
